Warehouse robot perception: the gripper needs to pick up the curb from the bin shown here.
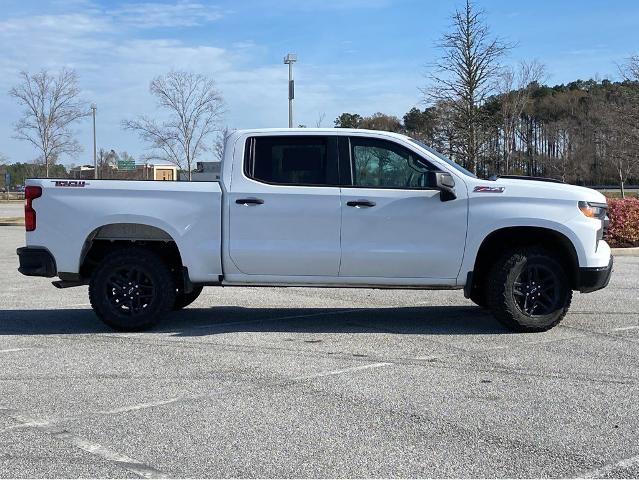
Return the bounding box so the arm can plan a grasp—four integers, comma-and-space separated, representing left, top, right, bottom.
612, 247, 639, 256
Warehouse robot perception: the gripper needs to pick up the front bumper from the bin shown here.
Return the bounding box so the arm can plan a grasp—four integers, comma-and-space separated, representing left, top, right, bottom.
17, 247, 57, 277
577, 257, 613, 293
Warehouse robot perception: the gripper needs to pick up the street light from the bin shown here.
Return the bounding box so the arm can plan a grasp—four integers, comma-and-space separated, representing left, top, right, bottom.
90, 104, 97, 179
283, 53, 297, 128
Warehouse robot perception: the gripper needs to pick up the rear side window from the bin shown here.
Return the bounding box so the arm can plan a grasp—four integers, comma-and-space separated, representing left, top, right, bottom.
245, 136, 337, 186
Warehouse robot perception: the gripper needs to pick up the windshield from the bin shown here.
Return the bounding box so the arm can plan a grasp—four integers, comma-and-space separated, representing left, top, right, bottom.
408, 138, 477, 178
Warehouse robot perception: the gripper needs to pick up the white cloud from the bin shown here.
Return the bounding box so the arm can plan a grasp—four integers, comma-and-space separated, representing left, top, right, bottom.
108, 1, 224, 28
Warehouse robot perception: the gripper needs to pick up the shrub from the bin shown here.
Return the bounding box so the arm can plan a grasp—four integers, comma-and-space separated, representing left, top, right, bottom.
606, 198, 639, 248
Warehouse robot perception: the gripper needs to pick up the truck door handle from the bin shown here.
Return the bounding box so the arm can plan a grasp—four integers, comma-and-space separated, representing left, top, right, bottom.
236, 198, 264, 205
346, 200, 376, 208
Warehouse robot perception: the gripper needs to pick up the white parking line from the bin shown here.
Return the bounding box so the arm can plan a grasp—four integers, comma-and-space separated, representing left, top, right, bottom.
96, 397, 183, 415
611, 326, 639, 332
0, 348, 26, 353
0, 410, 168, 478
293, 362, 392, 381
581, 453, 639, 478
53, 430, 168, 478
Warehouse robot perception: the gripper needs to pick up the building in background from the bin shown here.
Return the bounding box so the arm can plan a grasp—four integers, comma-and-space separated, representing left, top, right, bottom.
70, 165, 96, 179
147, 164, 177, 181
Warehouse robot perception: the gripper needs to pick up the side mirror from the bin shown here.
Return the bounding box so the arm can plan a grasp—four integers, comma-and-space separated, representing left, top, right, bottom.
427, 171, 457, 201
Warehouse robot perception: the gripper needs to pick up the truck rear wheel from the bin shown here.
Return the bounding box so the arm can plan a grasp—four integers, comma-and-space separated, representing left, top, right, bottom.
487, 247, 572, 332
173, 285, 203, 310
89, 247, 176, 331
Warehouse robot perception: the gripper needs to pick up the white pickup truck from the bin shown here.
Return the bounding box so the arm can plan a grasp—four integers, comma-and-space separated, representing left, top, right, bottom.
17, 128, 613, 332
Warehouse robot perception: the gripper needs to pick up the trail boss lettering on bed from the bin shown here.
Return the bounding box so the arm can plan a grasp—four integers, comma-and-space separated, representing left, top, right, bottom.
53, 181, 87, 187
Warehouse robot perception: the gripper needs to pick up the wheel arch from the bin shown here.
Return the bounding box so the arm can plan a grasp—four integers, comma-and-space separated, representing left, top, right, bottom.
78, 223, 187, 284
470, 226, 580, 294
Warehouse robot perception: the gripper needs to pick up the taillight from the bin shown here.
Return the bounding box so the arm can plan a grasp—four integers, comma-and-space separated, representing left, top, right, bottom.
24, 186, 42, 232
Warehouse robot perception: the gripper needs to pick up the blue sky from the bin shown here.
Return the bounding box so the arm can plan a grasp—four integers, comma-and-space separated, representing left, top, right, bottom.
1, 0, 638, 165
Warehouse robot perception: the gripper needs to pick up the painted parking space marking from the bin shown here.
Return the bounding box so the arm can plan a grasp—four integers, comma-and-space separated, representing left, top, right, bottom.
580, 452, 639, 478
53, 430, 169, 479
0, 409, 168, 478
611, 326, 639, 332
293, 362, 393, 381
96, 397, 183, 415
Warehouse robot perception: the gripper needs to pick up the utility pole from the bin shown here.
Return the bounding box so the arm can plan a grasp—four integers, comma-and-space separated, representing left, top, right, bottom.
283, 53, 297, 128
91, 104, 97, 179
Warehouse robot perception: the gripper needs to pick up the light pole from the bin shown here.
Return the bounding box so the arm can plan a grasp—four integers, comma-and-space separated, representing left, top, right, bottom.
283, 53, 297, 128
91, 104, 97, 179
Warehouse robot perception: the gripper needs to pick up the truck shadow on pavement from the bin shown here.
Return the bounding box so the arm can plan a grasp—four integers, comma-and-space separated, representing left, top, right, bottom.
0, 305, 512, 336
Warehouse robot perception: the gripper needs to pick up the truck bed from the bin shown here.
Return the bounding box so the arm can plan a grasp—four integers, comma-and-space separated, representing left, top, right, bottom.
25, 179, 223, 283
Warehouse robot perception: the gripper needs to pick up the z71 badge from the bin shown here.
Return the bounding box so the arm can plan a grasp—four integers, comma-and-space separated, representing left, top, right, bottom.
53, 180, 88, 187
473, 186, 505, 193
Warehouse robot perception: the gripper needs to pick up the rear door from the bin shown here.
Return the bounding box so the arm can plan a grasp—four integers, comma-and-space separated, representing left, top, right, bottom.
339, 136, 468, 280
227, 135, 341, 276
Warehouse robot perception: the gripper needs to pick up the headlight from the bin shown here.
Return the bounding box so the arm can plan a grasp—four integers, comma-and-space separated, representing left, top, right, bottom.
578, 201, 607, 219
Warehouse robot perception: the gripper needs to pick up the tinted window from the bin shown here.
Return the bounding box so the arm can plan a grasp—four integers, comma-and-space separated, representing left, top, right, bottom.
350, 138, 433, 188
246, 136, 333, 185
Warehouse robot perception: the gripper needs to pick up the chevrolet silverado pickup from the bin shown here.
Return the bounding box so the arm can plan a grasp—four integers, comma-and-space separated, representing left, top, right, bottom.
17, 128, 613, 332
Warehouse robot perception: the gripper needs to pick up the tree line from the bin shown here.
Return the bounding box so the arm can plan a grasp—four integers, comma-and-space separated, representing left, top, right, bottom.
335, 77, 639, 191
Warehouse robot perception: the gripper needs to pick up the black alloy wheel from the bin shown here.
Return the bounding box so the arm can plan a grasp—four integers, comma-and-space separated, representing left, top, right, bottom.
512, 263, 561, 316
106, 266, 156, 316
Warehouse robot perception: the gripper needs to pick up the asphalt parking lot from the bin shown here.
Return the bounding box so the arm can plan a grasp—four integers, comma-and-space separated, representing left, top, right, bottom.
1, 225, 638, 478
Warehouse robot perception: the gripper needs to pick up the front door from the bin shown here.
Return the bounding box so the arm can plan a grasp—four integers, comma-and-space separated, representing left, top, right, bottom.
228, 135, 341, 276
339, 136, 468, 280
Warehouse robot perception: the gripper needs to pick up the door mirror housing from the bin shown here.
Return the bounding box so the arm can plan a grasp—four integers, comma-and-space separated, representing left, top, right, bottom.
427, 171, 456, 201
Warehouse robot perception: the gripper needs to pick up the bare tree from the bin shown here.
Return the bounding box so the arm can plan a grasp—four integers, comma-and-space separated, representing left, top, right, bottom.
9, 69, 88, 177
123, 71, 224, 180
498, 60, 546, 174
96, 148, 120, 179
315, 112, 326, 128
620, 55, 639, 82
599, 103, 638, 197
214, 127, 231, 162
425, 0, 511, 173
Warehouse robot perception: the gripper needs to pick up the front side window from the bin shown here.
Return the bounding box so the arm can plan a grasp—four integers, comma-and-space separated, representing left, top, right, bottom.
245, 136, 333, 186
350, 138, 433, 188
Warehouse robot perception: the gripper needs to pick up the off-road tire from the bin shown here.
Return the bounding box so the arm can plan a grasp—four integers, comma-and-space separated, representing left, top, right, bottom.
89, 247, 176, 331
173, 285, 203, 310
487, 247, 572, 332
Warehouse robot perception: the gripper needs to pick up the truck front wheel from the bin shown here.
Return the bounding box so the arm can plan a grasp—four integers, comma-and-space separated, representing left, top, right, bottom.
89, 247, 176, 331
487, 247, 572, 332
